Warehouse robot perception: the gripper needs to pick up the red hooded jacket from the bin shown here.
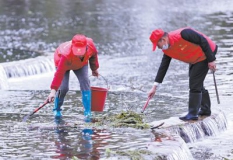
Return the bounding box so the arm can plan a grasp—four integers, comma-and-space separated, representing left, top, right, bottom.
51, 38, 99, 90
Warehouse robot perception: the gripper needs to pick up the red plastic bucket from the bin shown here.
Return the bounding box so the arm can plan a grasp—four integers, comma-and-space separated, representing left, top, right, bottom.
91, 86, 108, 112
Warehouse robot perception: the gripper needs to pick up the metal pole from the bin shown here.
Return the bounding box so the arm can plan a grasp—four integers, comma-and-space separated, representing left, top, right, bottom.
213, 72, 220, 104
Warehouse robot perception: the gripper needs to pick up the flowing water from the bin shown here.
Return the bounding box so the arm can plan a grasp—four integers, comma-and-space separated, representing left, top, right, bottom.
0, 0, 233, 159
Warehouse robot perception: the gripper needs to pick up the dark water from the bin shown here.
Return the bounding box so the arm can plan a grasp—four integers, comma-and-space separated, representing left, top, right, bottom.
0, 0, 233, 159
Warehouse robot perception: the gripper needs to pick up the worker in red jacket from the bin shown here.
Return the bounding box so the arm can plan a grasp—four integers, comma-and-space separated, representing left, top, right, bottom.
46, 34, 99, 118
148, 27, 217, 121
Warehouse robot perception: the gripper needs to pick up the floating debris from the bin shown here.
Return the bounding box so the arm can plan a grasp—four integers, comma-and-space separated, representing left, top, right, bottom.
100, 111, 150, 129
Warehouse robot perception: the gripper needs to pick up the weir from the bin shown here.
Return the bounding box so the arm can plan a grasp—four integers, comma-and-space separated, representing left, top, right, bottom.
0, 64, 9, 90
148, 110, 227, 159
162, 110, 227, 143
147, 135, 194, 160
1, 56, 54, 78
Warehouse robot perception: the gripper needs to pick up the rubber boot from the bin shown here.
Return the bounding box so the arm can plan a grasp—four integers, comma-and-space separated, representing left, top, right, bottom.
53, 91, 62, 118
198, 90, 211, 116
179, 92, 202, 121
82, 90, 92, 117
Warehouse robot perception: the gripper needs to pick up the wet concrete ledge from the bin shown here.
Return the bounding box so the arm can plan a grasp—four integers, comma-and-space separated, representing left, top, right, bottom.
147, 110, 227, 159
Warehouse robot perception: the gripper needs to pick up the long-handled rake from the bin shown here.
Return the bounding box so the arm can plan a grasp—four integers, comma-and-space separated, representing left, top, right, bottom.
23, 100, 49, 122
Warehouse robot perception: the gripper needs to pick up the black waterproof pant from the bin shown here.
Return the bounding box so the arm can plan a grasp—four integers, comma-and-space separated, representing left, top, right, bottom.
189, 59, 209, 93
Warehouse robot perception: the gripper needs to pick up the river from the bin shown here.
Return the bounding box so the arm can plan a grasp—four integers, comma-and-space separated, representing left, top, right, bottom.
0, 0, 233, 159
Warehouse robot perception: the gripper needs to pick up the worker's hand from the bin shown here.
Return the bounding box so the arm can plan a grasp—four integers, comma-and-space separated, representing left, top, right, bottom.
92, 70, 99, 77
46, 89, 56, 103
208, 61, 216, 72
148, 85, 157, 99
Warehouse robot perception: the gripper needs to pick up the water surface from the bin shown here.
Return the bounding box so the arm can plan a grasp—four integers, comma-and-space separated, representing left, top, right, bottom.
0, 0, 233, 159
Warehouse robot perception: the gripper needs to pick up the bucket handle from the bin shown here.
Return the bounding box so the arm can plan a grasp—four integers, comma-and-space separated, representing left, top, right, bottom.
90, 74, 110, 90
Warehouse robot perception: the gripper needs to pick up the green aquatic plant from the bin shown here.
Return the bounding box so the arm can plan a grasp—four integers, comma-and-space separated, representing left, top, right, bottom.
116, 150, 150, 160
71, 111, 150, 129
104, 111, 150, 129
71, 156, 80, 160
105, 148, 116, 157
105, 148, 165, 160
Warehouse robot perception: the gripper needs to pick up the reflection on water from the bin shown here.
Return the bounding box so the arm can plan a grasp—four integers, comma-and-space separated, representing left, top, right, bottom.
0, 89, 231, 159
51, 118, 101, 160
0, 90, 186, 159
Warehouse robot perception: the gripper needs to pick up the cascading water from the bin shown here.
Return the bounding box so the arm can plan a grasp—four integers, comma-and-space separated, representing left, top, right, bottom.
160, 110, 228, 143
148, 110, 228, 159
0, 64, 9, 90
147, 135, 194, 160
2, 56, 54, 78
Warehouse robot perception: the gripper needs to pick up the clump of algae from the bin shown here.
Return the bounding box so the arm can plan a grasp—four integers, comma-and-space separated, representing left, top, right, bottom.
101, 111, 150, 129
105, 148, 165, 160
